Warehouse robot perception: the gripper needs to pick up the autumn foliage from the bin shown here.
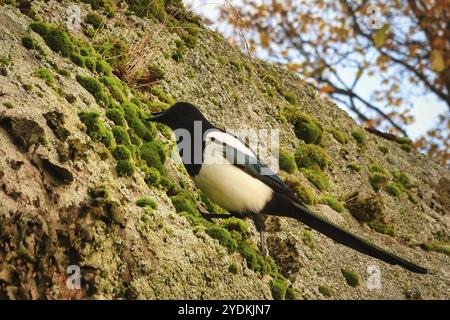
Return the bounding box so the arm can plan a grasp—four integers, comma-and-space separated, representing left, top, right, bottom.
218, 0, 449, 165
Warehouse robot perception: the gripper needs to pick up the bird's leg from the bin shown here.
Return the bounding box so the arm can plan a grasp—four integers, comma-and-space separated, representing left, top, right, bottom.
251, 212, 268, 256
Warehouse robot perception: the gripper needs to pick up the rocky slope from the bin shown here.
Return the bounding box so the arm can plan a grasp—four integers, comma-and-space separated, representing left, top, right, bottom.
0, 0, 449, 299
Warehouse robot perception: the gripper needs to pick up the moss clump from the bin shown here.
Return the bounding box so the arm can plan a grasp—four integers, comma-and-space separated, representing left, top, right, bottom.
30, 21, 75, 57
348, 163, 361, 172
318, 285, 333, 297
116, 159, 135, 177
85, 12, 105, 29
321, 196, 344, 213
341, 269, 360, 287
2, 101, 13, 109
106, 108, 127, 126
270, 275, 288, 300
136, 197, 158, 209
221, 217, 249, 234
367, 219, 395, 236
141, 140, 166, 172
288, 112, 323, 144
385, 183, 401, 198
206, 226, 238, 253
34, 68, 55, 86
369, 172, 388, 191
300, 169, 330, 191
127, 0, 166, 20
123, 102, 155, 141
85, 57, 96, 71
420, 241, 450, 256
200, 192, 227, 215
143, 166, 161, 186
78, 111, 114, 148
368, 163, 386, 174
172, 39, 185, 62
21, 35, 36, 49
330, 129, 348, 144
228, 263, 239, 274
351, 129, 365, 144
302, 229, 314, 248
149, 86, 176, 105
112, 144, 131, 160
345, 195, 384, 223
170, 192, 198, 215
76, 75, 110, 106
29, 21, 50, 37
278, 149, 297, 173
285, 177, 316, 205
96, 59, 112, 76
81, 0, 117, 17
393, 171, 413, 190
70, 52, 86, 67
378, 145, 388, 154
295, 144, 328, 170
111, 126, 131, 145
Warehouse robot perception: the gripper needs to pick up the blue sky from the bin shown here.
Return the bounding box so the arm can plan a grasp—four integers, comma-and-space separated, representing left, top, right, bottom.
184, 0, 447, 139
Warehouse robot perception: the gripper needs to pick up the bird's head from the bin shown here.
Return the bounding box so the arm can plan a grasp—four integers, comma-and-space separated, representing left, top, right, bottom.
148, 102, 210, 131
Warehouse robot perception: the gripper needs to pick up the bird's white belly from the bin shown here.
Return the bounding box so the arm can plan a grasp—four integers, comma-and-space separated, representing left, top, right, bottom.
193, 163, 273, 213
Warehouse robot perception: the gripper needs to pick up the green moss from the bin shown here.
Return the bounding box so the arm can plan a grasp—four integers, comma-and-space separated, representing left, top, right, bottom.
270, 275, 288, 300
76, 75, 109, 106
351, 129, 365, 144
85, 12, 105, 29
170, 192, 198, 215
85, 57, 96, 71
278, 149, 297, 173
321, 196, 344, 213
367, 220, 395, 236
221, 217, 249, 234
341, 269, 360, 287
141, 140, 166, 172
287, 112, 323, 144
123, 102, 155, 141
295, 144, 328, 170
385, 183, 401, 198
206, 226, 238, 253
111, 126, 131, 145
348, 163, 361, 172
81, 0, 117, 17
127, 0, 166, 20
143, 166, 161, 186
369, 172, 388, 191
34, 68, 55, 86
172, 39, 185, 62
96, 59, 112, 76
78, 111, 114, 148
318, 285, 333, 297
400, 144, 411, 152
330, 128, 348, 144
301, 168, 330, 191
107, 108, 127, 126
112, 144, 131, 160
149, 86, 175, 105
136, 197, 158, 209
200, 192, 227, 215
21, 35, 36, 50
285, 177, 316, 205
302, 229, 314, 248
228, 263, 239, 274
396, 136, 412, 145
420, 241, 450, 256
2, 101, 13, 109
345, 195, 384, 223
378, 145, 388, 154
116, 159, 135, 177
97, 148, 109, 160
368, 163, 386, 174
70, 52, 86, 67
393, 171, 413, 190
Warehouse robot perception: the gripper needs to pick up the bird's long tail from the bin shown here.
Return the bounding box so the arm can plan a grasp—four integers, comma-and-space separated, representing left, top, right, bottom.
282, 198, 427, 274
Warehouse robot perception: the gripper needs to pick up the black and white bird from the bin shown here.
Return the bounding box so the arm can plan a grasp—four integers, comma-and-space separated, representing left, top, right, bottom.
149, 102, 427, 274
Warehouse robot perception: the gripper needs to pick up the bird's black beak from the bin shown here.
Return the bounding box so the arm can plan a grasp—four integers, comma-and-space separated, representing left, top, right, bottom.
148, 110, 168, 122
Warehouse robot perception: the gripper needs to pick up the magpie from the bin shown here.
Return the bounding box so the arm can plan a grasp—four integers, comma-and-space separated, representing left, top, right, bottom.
149, 102, 428, 274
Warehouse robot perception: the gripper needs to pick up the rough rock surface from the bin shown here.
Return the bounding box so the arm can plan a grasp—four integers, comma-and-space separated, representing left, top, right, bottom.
0, 1, 448, 300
